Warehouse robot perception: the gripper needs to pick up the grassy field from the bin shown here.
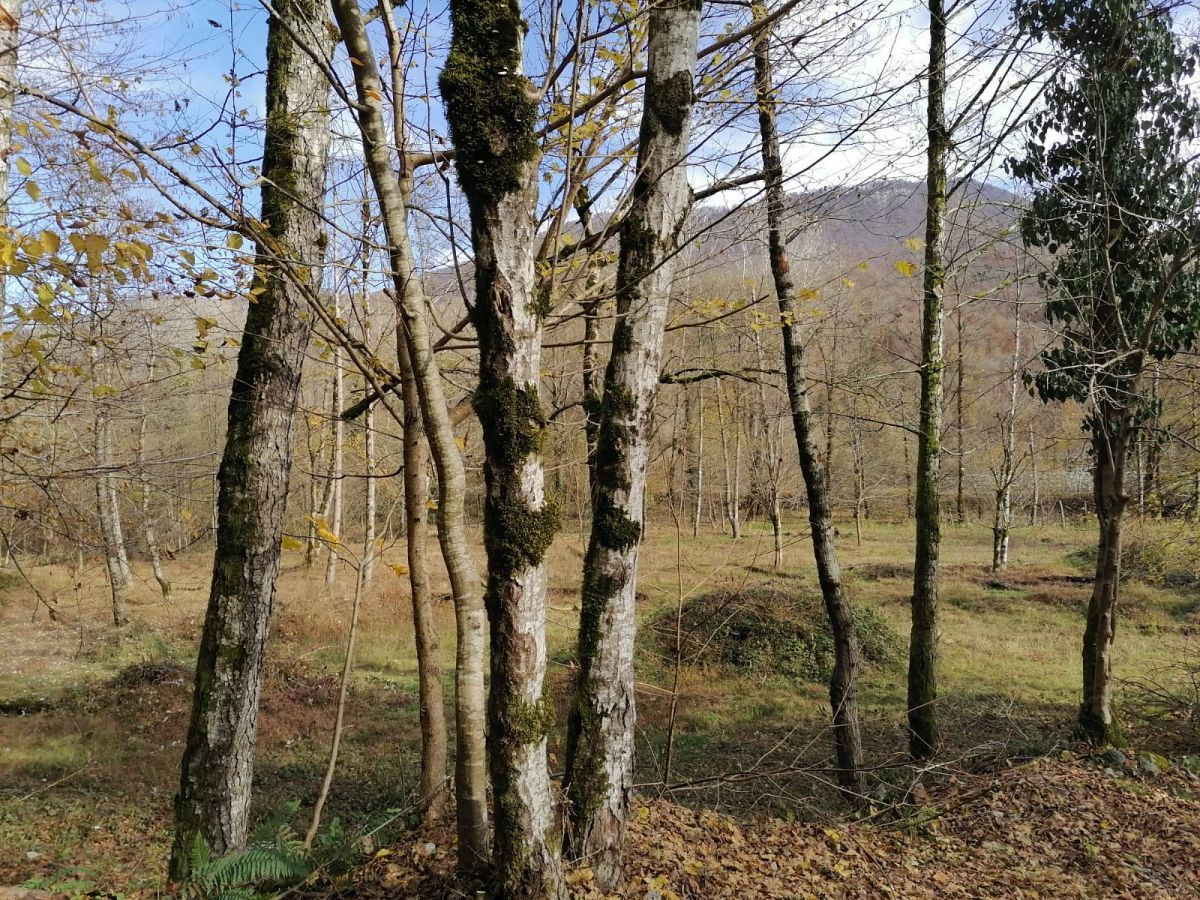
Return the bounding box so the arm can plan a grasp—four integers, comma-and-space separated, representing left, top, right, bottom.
1, 515, 1197, 892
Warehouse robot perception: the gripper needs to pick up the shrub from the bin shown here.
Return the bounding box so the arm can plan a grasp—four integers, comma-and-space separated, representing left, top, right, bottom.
1067, 524, 1200, 589
649, 584, 901, 684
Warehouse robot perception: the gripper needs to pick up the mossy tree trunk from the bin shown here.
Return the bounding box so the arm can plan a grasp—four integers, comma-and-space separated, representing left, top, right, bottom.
331, 0, 489, 867
563, 1, 702, 887
908, 0, 947, 761
169, 0, 332, 878
753, 18, 865, 801
441, 1, 566, 893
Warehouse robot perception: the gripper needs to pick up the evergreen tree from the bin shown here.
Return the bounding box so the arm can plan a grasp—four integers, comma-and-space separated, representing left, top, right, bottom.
1009, 0, 1200, 744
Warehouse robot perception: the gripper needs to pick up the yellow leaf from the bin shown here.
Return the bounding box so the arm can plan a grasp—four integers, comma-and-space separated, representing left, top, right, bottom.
426, 499, 438, 510
894, 260, 918, 278
40, 230, 60, 255
281, 535, 305, 550
454, 436, 466, 449
25, 181, 40, 201
365, 88, 383, 102
226, 232, 244, 250
15, 157, 31, 176
389, 563, 410, 577
798, 287, 819, 301
904, 237, 925, 252
565, 867, 594, 885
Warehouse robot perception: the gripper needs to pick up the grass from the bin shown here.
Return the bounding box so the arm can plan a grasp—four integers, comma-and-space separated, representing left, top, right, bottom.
1, 515, 1197, 890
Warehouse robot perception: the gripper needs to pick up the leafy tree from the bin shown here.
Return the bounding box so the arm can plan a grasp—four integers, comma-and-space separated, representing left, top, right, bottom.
1009, 0, 1200, 744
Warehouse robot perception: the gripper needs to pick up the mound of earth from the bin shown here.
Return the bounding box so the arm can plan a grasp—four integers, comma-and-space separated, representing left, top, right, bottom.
647, 584, 901, 683
345, 753, 1200, 898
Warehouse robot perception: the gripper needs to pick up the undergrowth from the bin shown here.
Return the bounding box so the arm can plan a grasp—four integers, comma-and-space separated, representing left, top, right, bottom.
648, 584, 902, 683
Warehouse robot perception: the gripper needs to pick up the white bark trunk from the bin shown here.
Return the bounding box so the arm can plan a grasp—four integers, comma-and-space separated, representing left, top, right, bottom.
564, 2, 702, 886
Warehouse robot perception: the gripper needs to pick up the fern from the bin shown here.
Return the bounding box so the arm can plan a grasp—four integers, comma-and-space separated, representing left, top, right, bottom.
183, 801, 371, 900
184, 802, 313, 900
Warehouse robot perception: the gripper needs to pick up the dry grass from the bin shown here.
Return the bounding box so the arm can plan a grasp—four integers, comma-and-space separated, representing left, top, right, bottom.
1, 516, 1197, 891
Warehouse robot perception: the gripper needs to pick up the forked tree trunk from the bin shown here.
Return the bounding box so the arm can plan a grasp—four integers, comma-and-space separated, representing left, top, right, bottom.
908, 0, 947, 761
331, 0, 489, 866
754, 19, 865, 799
169, 0, 331, 877
441, 2, 565, 892
563, 1, 702, 887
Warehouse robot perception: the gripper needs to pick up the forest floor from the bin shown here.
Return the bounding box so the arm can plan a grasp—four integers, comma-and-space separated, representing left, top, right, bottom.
1, 518, 1198, 896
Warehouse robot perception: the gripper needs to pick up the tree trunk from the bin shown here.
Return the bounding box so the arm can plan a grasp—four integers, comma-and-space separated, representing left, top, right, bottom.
361, 219, 378, 589
564, 1, 702, 887
331, 0, 489, 866
754, 19, 865, 799
582, 297, 602, 496
95, 398, 131, 626
1028, 422, 1039, 526
324, 296, 345, 589
138, 393, 172, 602
955, 302, 966, 525
690, 383, 704, 538
0, 0, 20, 389
441, 2, 565, 893
1080, 414, 1131, 745
398, 336, 448, 821
992, 304, 1021, 573
908, 0, 947, 761
169, 0, 331, 877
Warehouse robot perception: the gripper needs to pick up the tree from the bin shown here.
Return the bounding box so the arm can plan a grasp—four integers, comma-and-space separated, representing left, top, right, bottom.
169, 0, 332, 876
753, 14, 865, 799
563, 0, 703, 886
440, 0, 565, 892
330, 0, 490, 864
908, 0, 948, 760
1010, 0, 1200, 744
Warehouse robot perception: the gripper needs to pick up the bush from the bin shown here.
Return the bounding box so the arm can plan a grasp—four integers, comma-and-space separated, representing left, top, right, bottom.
1067, 524, 1200, 589
649, 584, 901, 684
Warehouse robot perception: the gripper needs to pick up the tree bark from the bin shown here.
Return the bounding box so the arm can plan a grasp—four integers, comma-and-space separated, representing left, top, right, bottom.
753, 19, 865, 799
0, 0, 20, 388
908, 0, 947, 761
992, 304, 1021, 573
330, 0, 489, 866
95, 393, 131, 626
1080, 405, 1133, 745
137, 379, 172, 602
324, 296, 345, 589
955, 302, 966, 525
398, 336, 449, 821
563, 3, 702, 885
169, 0, 331, 876
440, 1, 566, 892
